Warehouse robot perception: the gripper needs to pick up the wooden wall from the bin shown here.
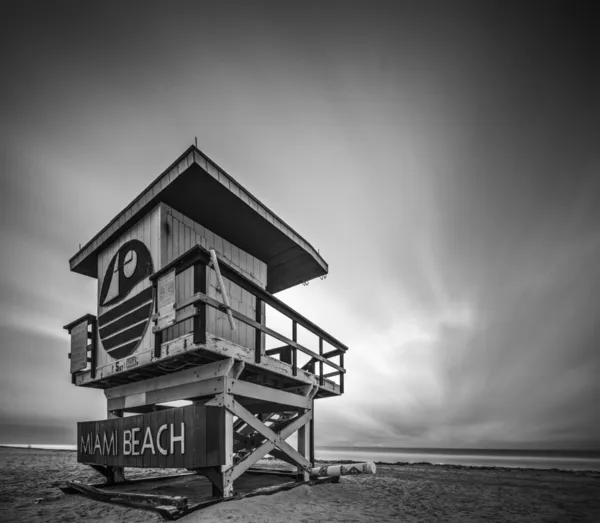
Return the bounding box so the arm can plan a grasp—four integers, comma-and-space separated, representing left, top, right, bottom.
95, 205, 161, 374
92, 203, 267, 381
160, 204, 267, 351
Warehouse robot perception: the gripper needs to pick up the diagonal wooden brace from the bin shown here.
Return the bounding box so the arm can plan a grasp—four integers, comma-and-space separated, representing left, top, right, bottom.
226, 399, 312, 474
209, 248, 236, 331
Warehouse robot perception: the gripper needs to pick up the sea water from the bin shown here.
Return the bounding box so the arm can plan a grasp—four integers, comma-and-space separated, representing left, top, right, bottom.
315, 447, 600, 471
4, 444, 599, 471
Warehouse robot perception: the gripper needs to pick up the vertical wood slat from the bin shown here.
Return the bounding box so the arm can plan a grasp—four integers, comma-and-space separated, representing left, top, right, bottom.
149, 409, 159, 468
193, 263, 207, 344
310, 399, 315, 466
135, 413, 145, 469
292, 321, 297, 376
157, 409, 168, 469
193, 402, 207, 469
153, 282, 161, 358
319, 338, 324, 386
206, 404, 224, 467
107, 411, 123, 471
254, 298, 262, 363
121, 416, 133, 468
165, 408, 176, 468
172, 407, 185, 469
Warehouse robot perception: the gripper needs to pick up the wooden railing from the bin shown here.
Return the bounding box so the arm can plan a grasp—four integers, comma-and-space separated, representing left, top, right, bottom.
150, 245, 347, 393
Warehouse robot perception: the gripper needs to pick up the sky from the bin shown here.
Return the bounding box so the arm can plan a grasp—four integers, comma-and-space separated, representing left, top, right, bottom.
1, 1, 598, 451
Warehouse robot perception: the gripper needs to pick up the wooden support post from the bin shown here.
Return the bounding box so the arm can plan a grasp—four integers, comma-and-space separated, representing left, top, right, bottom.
90, 318, 97, 380
319, 338, 324, 386
203, 393, 234, 498
292, 321, 297, 376
105, 409, 124, 484
297, 412, 310, 481
193, 263, 207, 345
310, 399, 315, 466
340, 352, 345, 394
254, 298, 262, 364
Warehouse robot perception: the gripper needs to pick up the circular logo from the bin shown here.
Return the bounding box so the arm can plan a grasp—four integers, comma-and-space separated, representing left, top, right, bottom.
98, 239, 154, 360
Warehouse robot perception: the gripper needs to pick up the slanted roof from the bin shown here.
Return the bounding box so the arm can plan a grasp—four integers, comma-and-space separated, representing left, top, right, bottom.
69, 145, 328, 294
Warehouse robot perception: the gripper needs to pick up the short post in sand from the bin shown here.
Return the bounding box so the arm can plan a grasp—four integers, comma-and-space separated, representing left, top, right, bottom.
63, 145, 349, 500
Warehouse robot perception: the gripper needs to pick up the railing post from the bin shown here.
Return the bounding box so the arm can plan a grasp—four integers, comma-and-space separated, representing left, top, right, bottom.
339, 351, 345, 394
254, 298, 262, 364
90, 317, 97, 379
319, 338, 324, 386
153, 282, 162, 358
292, 321, 297, 376
193, 263, 207, 345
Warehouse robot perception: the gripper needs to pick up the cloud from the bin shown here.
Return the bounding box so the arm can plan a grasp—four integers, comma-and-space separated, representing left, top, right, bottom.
1, 1, 598, 452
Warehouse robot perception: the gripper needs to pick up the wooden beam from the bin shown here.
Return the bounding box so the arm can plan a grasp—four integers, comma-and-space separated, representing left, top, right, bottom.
227, 440, 275, 482
104, 359, 235, 399
319, 338, 324, 386
292, 321, 297, 377
254, 298, 262, 364
228, 379, 311, 409
340, 351, 345, 394
203, 335, 320, 387
309, 399, 315, 466
66, 480, 187, 509
265, 345, 288, 356
228, 361, 245, 379
298, 419, 310, 481
268, 448, 301, 468
63, 313, 96, 333
283, 384, 313, 397
107, 377, 225, 410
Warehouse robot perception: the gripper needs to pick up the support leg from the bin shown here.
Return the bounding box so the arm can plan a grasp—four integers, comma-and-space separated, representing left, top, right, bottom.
310, 399, 315, 466
105, 409, 125, 484
221, 402, 234, 497
203, 394, 235, 498
297, 412, 311, 482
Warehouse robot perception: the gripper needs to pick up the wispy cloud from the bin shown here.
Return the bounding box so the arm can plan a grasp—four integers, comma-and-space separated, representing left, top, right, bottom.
1, 1, 598, 450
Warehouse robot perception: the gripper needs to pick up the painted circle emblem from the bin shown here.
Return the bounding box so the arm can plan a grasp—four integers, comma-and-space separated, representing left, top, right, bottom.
98, 239, 154, 360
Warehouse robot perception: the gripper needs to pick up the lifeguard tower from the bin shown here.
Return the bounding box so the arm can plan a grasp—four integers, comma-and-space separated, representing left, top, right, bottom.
63, 146, 349, 504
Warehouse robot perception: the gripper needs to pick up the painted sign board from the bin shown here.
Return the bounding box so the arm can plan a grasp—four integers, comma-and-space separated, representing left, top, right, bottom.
77, 404, 225, 469
70, 321, 89, 373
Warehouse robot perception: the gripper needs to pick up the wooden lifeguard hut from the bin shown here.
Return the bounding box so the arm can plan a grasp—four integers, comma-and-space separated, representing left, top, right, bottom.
64, 145, 348, 501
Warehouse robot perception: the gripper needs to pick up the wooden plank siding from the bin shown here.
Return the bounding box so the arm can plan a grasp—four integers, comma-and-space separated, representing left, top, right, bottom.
91, 202, 267, 381
95, 205, 161, 374
78, 405, 224, 469
160, 204, 267, 353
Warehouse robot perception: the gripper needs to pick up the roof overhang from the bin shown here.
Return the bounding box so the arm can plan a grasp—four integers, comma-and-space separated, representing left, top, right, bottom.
69, 146, 327, 294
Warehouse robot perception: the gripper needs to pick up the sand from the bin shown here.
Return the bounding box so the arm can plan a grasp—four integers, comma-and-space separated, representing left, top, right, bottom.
1, 447, 599, 522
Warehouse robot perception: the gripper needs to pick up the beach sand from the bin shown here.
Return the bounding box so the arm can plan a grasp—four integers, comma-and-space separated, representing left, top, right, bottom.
1, 447, 599, 522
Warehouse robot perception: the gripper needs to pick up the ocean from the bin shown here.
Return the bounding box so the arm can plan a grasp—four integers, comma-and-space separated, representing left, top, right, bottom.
4, 444, 599, 471
315, 446, 600, 471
